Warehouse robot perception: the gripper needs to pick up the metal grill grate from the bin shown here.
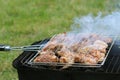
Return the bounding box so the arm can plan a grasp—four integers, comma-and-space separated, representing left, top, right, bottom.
103, 55, 120, 73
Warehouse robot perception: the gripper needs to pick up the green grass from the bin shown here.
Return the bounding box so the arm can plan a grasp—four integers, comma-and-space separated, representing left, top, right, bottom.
0, 0, 116, 80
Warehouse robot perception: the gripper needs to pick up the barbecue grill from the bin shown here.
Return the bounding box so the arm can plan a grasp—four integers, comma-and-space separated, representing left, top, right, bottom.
11, 37, 120, 80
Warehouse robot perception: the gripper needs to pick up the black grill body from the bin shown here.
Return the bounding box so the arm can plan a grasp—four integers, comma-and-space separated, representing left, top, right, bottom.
13, 40, 120, 80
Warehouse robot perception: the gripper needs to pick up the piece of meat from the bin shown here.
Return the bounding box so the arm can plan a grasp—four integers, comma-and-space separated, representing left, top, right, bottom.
74, 53, 85, 62
93, 40, 108, 49
57, 47, 75, 63
59, 53, 75, 63
82, 54, 98, 64
34, 51, 58, 62
89, 49, 105, 61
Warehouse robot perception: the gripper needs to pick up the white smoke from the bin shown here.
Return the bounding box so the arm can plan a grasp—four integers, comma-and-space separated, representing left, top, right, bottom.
51, 11, 120, 47
70, 11, 120, 36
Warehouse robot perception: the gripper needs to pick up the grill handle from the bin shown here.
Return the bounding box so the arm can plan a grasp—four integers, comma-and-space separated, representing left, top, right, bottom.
0, 44, 44, 51
0, 45, 11, 51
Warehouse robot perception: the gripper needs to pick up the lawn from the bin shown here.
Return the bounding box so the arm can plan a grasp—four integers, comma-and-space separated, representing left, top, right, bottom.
0, 0, 116, 80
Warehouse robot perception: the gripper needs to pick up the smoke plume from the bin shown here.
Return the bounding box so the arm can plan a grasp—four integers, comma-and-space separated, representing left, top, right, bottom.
70, 11, 120, 37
